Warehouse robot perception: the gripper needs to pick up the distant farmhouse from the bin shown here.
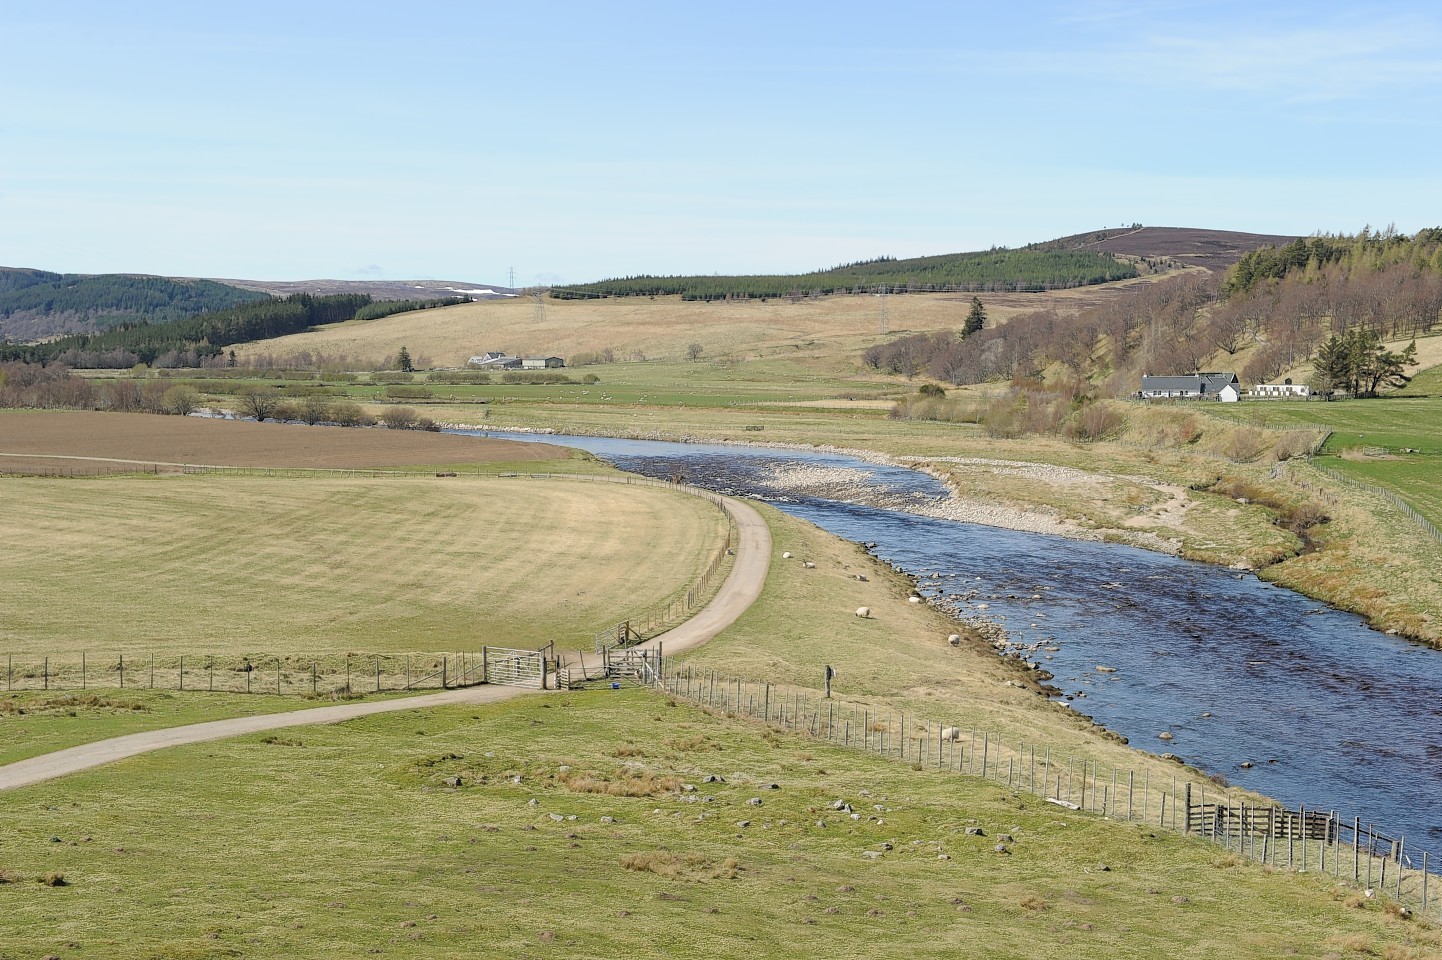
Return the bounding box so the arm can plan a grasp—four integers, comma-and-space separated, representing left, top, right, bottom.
467, 352, 522, 370
1139, 372, 1240, 402
1250, 379, 1311, 398
466, 352, 566, 371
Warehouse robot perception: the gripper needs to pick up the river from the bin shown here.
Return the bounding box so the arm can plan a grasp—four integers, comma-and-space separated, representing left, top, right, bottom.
458, 429, 1442, 846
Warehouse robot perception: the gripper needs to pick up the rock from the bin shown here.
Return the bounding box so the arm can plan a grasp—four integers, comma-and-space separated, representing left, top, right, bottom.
856, 574, 868, 582
878, 842, 894, 851
1096, 665, 1117, 674
1239, 761, 1254, 769
803, 561, 816, 569
1158, 731, 1174, 741
765, 783, 781, 790
964, 827, 985, 836
997, 834, 1014, 843
862, 850, 884, 860
600, 816, 616, 824
442, 776, 462, 788
782, 552, 792, 559
527, 799, 539, 807
703, 774, 726, 783
747, 797, 762, 806
830, 800, 852, 811
994, 844, 1010, 855
683, 784, 697, 793
1095, 863, 1111, 872
908, 596, 922, 604
815, 820, 827, 829
736, 820, 751, 828
549, 813, 565, 822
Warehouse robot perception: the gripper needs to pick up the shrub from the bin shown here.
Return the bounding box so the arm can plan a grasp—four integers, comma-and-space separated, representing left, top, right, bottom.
618, 852, 739, 880
378, 406, 420, 430
41, 871, 67, 887
329, 400, 374, 427
501, 371, 574, 385
161, 385, 201, 416
581, 373, 601, 384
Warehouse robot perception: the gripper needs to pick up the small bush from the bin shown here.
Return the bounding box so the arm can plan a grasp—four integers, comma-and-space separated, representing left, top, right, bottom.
558, 767, 681, 797
581, 373, 601, 384
329, 400, 374, 427
501, 371, 575, 385
378, 406, 420, 430
41, 871, 67, 887
430, 371, 492, 384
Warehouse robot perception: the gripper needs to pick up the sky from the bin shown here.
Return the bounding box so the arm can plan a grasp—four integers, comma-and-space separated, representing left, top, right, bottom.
3, 1, 1441, 285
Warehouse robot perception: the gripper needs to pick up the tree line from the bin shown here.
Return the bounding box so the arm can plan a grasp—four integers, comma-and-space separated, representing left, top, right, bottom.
0, 294, 371, 367
862, 227, 1441, 396
551, 249, 1138, 301
352, 297, 469, 322
0, 269, 267, 341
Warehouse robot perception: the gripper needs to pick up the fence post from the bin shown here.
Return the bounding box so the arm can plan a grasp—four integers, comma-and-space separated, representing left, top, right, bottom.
1183, 784, 1192, 834
82, 651, 86, 690
179, 655, 183, 691
119, 654, 124, 690
312, 662, 317, 695
150, 653, 154, 689
43, 656, 48, 691
482, 646, 488, 684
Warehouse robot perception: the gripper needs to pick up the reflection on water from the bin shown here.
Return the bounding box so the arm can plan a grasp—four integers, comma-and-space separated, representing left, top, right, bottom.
459, 430, 1442, 842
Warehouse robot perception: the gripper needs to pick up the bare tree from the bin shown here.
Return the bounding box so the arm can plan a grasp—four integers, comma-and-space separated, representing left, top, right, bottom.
236, 386, 281, 422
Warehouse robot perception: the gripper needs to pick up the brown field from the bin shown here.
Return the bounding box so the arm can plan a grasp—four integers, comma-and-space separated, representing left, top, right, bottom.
0, 410, 570, 470
232, 275, 1195, 370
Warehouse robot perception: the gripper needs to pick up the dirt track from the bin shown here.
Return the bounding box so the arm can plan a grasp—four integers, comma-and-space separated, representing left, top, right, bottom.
0, 410, 568, 468
0, 480, 771, 792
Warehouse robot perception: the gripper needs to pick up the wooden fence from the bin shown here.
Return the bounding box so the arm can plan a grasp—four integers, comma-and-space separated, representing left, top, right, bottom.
645, 660, 1441, 919
1302, 463, 1442, 545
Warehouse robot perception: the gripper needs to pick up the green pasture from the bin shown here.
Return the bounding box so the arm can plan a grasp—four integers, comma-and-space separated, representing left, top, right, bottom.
0, 689, 406, 766
0, 691, 1430, 960
1209, 391, 1442, 529
0, 474, 729, 658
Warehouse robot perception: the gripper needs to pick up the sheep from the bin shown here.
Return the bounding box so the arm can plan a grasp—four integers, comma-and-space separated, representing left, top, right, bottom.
782, 551, 793, 559
855, 607, 871, 618
940, 727, 962, 742
947, 634, 961, 646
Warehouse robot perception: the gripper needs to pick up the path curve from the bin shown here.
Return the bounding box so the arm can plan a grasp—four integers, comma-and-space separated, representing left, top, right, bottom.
0, 483, 770, 793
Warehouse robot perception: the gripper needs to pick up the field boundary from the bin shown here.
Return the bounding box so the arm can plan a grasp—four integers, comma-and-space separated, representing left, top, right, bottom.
1285, 461, 1442, 545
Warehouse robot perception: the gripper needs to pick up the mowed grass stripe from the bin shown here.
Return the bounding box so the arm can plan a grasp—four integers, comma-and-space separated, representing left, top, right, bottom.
1, 476, 728, 656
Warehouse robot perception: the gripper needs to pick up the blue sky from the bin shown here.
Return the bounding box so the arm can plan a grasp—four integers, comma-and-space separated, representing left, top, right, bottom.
3, 1, 1440, 285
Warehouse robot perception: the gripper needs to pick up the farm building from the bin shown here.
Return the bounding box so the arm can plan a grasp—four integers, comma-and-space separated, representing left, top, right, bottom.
1250, 380, 1311, 398
468, 352, 522, 369
521, 356, 566, 369
1139, 372, 1240, 402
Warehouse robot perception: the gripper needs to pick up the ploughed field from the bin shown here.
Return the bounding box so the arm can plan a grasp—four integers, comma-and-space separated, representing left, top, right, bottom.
0, 410, 571, 471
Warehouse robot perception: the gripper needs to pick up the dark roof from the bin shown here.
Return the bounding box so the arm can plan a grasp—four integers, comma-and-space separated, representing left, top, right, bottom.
1141, 372, 1239, 393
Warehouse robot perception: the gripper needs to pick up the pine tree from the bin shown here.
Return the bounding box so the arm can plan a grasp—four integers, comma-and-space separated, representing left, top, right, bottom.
397, 346, 414, 373
963, 297, 987, 337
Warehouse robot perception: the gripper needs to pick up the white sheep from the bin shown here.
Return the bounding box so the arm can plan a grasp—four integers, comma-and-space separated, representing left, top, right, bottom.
782, 551, 792, 559
855, 606, 871, 618
940, 727, 962, 741
947, 634, 961, 646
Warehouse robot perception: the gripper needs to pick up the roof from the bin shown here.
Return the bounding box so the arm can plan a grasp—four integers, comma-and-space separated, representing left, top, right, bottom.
1141, 372, 1238, 393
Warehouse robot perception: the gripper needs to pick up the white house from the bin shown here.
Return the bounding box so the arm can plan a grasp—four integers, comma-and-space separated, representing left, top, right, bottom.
1139, 372, 1241, 401
1250, 380, 1311, 398
521, 356, 565, 370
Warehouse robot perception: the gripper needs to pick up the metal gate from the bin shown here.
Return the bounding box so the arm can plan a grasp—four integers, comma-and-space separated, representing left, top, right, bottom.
482, 645, 547, 688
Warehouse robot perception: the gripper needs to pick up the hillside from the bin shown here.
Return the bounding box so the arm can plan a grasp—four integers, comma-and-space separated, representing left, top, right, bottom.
552, 247, 1140, 301
211, 276, 518, 301
0, 268, 268, 341
1042, 226, 1300, 271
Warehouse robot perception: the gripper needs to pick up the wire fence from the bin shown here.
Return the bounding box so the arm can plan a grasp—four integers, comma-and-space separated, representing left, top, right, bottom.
0, 651, 486, 697
647, 660, 1441, 919
1288, 462, 1442, 545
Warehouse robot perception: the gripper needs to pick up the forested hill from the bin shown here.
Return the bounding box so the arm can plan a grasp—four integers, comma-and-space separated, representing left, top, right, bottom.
0, 294, 370, 368
0, 268, 269, 341
550, 248, 1139, 301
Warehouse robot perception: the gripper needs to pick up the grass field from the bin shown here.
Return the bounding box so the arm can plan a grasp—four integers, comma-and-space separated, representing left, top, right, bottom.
2, 690, 1436, 960
230, 278, 1184, 370
0, 475, 730, 657
0, 689, 407, 766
